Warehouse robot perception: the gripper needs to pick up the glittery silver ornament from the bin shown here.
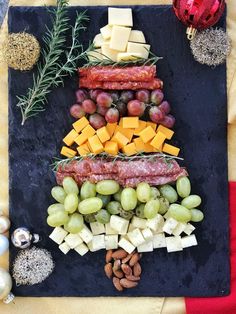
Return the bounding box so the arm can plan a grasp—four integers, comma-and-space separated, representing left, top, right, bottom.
11, 227, 40, 249
0, 267, 14, 304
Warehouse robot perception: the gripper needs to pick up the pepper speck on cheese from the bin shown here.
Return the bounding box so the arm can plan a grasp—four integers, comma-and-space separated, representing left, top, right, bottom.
139, 126, 156, 143
61, 146, 77, 158
122, 142, 137, 156
146, 121, 157, 131
97, 126, 111, 143
72, 116, 89, 133
106, 123, 117, 137
112, 131, 129, 148
88, 135, 104, 154
150, 131, 166, 150
104, 141, 118, 155
122, 117, 139, 129
157, 125, 174, 140
133, 137, 145, 152
133, 120, 147, 136
74, 133, 88, 146
82, 124, 96, 138
163, 143, 180, 156
63, 129, 78, 146
77, 143, 90, 156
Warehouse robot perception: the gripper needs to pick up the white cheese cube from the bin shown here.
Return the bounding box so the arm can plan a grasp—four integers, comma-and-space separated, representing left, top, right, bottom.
64, 233, 83, 249
172, 222, 187, 237
101, 43, 120, 62
93, 33, 106, 48
87, 241, 96, 252
110, 215, 129, 234
79, 225, 93, 244
100, 24, 113, 40
181, 235, 198, 248
59, 242, 70, 255
184, 223, 196, 235
108, 7, 133, 27
142, 228, 153, 241
129, 30, 146, 43
163, 218, 179, 235
146, 214, 164, 232
105, 235, 118, 250
128, 223, 135, 233
110, 26, 131, 52
49, 227, 68, 245
164, 211, 171, 219
117, 52, 143, 62
74, 243, 89, 256
118, 238, 135, 254
87, 49, 102, 62
137, 240, 153, 253
90, 222, 105, 235
92, 235, 105, 251
105, 222, 118, 235
166, 236, 183, 253
131, 216, 147, 229
127, 228, 145, 247
153, 233, 166, 249
127, 42, 150, 59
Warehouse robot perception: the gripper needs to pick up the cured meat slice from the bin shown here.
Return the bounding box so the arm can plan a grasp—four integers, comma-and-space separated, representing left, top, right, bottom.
57, 160, 90, 176
78, 68, 89, 77
79, 77, 103, 89
89, 174, 117, 183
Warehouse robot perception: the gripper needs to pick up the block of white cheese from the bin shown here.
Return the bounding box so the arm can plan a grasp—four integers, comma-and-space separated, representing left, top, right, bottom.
74, 243, 89, 256
181, 235, 198, 248
163, 217, 179, 235
127, 42, 151, 59
105, 222, 118, 235
93, 33, 106, 48
64, 233, 83, 249
142, 228, 153, 241
128, 223, 135, 233
137, 240, 153, 253
153, 233, 166, 249
59, 242, 71, 255
92, 235, 105, 251
146, 214, 164, 232
118, 237, 135, 254
184, 223, 196, 235
127, 228, 145, 247
100, 24, 113, 40
129, 30, 146, 43
101, 43, 120, 62
108, 7, 133, 27
49, 227, 68, 245
105, 235, 118, 250
110, 26, 131, 52
87, 49, 102, 62
117, 52, 143, 62
110, 215, 129, 234
166, 236, 183, 253
90, 222, 105, 235
131, 216, 147, 229
78, 225, 93, 244
172, 222, 187, 237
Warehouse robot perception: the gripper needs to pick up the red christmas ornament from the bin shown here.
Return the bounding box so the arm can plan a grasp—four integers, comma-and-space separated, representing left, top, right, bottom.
173, 0, 225, 39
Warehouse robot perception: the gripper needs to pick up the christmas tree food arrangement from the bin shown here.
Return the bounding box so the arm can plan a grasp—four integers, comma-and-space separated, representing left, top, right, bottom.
47, 7, 204, 292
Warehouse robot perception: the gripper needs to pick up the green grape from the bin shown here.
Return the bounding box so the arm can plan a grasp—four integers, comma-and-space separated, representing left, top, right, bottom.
135, 204, 145, 218
95, 209, 111, 224
181, 195, 202, 209
158, 197, 169, 215
121, 188, 137, 211
168, 204, 191, 222
64, 193, 79, 214
84, 213, 96, 223
190, 209, 204, 222
78, 197, 103, 214
51, 186, 66, 203
106, 201, 121, 215
80, 181, 96, 200
62, 177, 79, 194
47, 211, 69, 227
144, 199, 160, 219
150, 187, 160, 199
176, 176, 191, 198
64, 213, 84, 234
96, 193, 111, 207
159, 184, 178, 203
119, 208, 134, 220
96, 180, 120, 195
136, 182, 151, 203
47, 203, 65, 215
113, 188, 123, 202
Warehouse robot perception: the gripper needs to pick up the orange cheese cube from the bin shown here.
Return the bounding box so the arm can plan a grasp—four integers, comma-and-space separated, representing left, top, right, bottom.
146, 121, 157, 131
144, 142, 156, 153
157, 125, 174, 140
97, 126, 111, 143
122, 117, 139, 129
73, 116, 89, 133
106, 123, 117, 137
63, 129, 78, 146
61, 146, 77, 158
82, 124, 96, 138
133, 137, 145, 152
88, 135, 104, 154
139, 126, 156, 143
122, 143, 137, 156
104, 141, 119, 155
134, 120, 147, 136
77, 143, 90, 156
119, 117, 124, 126
112, 131, 129, 148
150, 131, 166, 150
74, 133, 87, 146
115, 126, 134, 142
163, 143, 180, 156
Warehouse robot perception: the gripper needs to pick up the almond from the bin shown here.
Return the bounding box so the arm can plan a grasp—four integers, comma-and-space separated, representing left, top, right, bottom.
121, 263, 132, 276
122, 253, 133, 264
105, 250, 113, 263
104, 263, 113, 279
133, 262, 142, 277
129, 252, 140, 267
113, 259, 121, 271
113, 269, 124, 279
125, 274, 140, 281
113, 277, 123, 291
120, 278, 138, 288
112, 249, 128, 260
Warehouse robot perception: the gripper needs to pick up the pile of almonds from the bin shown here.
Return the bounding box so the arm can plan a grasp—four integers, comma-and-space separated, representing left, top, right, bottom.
104, 249, 142, 291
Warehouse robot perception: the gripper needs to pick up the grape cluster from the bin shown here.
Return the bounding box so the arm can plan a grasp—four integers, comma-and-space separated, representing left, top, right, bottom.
70, 88, 175, 129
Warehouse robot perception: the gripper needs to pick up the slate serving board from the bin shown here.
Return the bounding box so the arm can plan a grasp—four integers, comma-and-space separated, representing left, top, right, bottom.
8, 5, 229, 297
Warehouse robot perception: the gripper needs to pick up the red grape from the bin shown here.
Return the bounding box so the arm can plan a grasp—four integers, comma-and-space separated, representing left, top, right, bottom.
116, 101, 127, 117
70, 104, 85, 119
149, 106, 165, 123
75, 89, 88, 103
151, 89, 164, 105
89, 89, 103, 101
96, 105, 108, 116
160, 114, 175, 128
97, 92, 113, 108
135, 89, 150, 103
120, 90, 134, 103
105, 108, 119, 123
127, 100, 146, 117
109, 91, 119, 103
82, 99, 97, 114
158, 101, 171, 114
89, 113, 106, 129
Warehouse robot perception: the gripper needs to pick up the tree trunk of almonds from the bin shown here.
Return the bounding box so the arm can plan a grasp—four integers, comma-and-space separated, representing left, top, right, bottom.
104, 249, 142, 291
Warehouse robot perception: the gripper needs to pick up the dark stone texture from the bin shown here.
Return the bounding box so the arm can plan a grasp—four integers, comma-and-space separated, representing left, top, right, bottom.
8, 5, 229, 297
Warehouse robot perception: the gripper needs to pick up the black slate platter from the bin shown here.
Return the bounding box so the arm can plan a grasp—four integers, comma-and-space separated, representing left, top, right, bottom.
8, 5, 229, 297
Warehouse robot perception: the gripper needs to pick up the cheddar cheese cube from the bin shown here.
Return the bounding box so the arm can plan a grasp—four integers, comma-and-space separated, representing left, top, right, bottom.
112, 131, 129, 148
119, 117, 124, 126
104, 141, 118, 155
106, 123, 117, 137
122, 117, 139, 129
82, 124, 96, 138
139, 126, 156, 143
133, 137, 145, 152
74, 133, 87, 146
144, 142, 156, 153
134, 120, 147, 136
77, 143, 90, 156
97, 126, 111, 143
127, 42, 150, 59
157, 125, 174, 140
163, 143, 180, 156
61, 146, 77, 158
115, 126, 134, 142
101, 43, 120, 62
63, 129, 78, 146
122, 143, 137, 156
150, 131, 166, 150
73, 117, 89, 133
146, 121, 157, 131
88, 135, 104, 154
110, 26, 131, 51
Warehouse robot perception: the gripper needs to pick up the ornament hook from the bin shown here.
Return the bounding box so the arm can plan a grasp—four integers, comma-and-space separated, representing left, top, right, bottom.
186, 26, 197, 40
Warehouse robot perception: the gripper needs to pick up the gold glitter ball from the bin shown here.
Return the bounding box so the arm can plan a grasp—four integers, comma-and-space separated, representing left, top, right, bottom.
3, 32, 40, 71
